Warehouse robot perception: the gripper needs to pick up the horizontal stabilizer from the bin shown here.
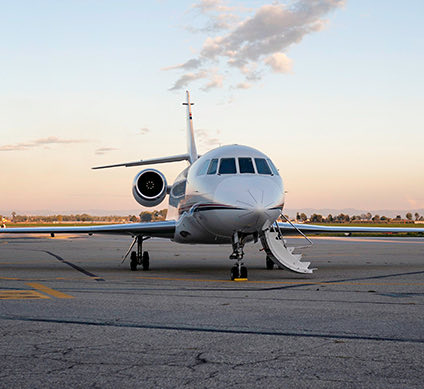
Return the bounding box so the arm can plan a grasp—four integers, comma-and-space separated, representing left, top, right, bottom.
92, 154, 191, 170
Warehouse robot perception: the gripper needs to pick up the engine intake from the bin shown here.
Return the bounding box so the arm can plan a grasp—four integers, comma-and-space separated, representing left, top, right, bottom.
132, 169, 167, 207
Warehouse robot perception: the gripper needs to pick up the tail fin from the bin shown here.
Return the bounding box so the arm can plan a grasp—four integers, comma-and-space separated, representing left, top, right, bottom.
183, 90, 198, 164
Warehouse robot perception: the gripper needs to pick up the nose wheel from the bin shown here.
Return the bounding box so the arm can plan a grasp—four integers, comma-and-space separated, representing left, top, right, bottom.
231, 263, 248, 280
230, 232, 248, 280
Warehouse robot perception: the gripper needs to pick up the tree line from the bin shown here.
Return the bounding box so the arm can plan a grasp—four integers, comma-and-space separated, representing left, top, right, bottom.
294, 212, 423, 223
1, 210, 422, 224
1, 209, 168, 223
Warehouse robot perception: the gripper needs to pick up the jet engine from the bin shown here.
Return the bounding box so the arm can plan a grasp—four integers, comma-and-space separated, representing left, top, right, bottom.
132, 169, 168, 207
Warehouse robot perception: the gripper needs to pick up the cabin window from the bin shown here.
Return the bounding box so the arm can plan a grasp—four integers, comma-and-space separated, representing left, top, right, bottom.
267, 159, 279, 176
219, 158, 237, 174
254, 158, 272, 175
196, 159, 210, 176
238, 157, 255, 174
207, 158, 218, 174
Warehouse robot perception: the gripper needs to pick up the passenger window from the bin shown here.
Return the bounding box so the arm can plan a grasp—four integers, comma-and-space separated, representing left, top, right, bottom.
254, 158, 272, 175
267, 159, 279, 176
219, 158, 237, 174
238, 158, 255, 174
207, 159, 218, 175
196, 159, 210, 176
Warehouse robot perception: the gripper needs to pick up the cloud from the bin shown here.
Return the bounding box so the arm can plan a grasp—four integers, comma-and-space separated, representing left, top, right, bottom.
188, 0, 247, 32
169, 70, 209, 91
0, 136, 87, 152
264, 52, 293, 73
196, 128, 221, 147
166, 0, 344, 90
201, 72, 224, 91
235, 82, 252, 89
95, 147, 118, 155
162, 58, 203, 71
139, 127, 150, 135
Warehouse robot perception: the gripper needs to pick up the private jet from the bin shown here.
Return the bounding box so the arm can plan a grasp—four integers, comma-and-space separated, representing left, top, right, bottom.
2, 92, 423, 280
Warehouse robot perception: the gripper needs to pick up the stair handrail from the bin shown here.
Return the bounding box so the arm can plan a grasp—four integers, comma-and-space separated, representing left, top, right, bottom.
277, 213, 313, 249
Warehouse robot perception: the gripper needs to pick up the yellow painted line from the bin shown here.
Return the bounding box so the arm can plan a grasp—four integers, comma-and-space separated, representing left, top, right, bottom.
0, 277, 20, 280
135, 275, 424, 287
0, 290, 50, 300
234, 278, 248, 282
26, 282, 74, 299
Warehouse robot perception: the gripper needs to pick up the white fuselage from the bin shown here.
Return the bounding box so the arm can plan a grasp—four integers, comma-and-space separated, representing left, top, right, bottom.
168, 144, 285, 244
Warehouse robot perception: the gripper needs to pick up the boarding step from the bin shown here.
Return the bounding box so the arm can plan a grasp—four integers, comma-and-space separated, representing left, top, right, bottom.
260, 230, 314, 274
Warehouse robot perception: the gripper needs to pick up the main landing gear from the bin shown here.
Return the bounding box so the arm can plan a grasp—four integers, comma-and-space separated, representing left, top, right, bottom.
123, 236, 150, 271
230, 232, 248, 280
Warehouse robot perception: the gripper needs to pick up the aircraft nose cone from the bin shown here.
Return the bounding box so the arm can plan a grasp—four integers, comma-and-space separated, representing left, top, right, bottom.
214, 176, 284, 232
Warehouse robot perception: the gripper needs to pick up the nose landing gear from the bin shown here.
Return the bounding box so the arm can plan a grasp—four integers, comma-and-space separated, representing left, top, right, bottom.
230, 232, 248, 280
230, 262, 248, 280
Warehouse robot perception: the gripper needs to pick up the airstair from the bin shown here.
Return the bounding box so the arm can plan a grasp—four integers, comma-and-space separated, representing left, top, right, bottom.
260, 216, 315, 274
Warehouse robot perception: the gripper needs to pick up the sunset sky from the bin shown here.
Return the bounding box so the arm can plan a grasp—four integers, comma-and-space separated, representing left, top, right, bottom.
1, 0, 423, 215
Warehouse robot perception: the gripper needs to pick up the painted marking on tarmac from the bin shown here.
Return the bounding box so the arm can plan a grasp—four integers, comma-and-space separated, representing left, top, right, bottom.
26, 282, 74, 299
0, 290, 49, 300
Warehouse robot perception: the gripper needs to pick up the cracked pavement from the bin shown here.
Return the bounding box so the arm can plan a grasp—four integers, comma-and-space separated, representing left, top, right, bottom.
0, 235, 423, 388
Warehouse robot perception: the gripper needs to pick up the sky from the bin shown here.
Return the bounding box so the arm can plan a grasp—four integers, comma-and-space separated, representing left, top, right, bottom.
1, 0, 423, 215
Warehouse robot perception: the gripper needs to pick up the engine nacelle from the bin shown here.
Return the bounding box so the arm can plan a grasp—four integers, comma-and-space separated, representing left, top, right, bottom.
132, 169, 167, 207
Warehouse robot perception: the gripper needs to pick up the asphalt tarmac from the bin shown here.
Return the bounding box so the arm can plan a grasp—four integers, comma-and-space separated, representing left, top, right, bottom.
0, 234, 423, 388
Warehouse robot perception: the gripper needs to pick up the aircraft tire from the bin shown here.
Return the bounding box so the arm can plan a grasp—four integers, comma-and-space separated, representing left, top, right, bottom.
230, 266, 237, 280
142, 251, 150, 271
130, 251, 138, 271
240, 266, 248, 278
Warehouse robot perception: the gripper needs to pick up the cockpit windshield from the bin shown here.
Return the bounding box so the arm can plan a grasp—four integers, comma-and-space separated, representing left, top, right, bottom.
238, 158, 255, 174
219, 158, 236, 174
207, 159, 218, 175
201, 156, 277, 176
267, 159, 279, 176
254, 158, 272, 175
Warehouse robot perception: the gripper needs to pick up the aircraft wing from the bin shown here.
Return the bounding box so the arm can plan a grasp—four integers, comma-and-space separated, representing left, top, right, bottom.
277, 222, 424, 235
0, 220, 176, 239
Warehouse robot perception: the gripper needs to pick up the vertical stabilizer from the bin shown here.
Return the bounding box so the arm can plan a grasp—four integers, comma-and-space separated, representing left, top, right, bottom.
183, 90, 198, 164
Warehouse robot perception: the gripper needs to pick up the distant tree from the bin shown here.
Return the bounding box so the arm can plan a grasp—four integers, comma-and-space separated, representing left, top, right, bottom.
395, 215, 401, 220
129, 215, 138, 222
296, 212, 300, 221
299, 213, 307, 222
380, 216, 388, 221
158, 209, 167, 220
11, 211, 16, 222
406, 213, 413, 221
139, 212, 152, 222
327, 214, 333, 223
311, 213, 323, 223
366, 212, 372, 221
372, 214, 380, 222
415, 212, 420, 221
